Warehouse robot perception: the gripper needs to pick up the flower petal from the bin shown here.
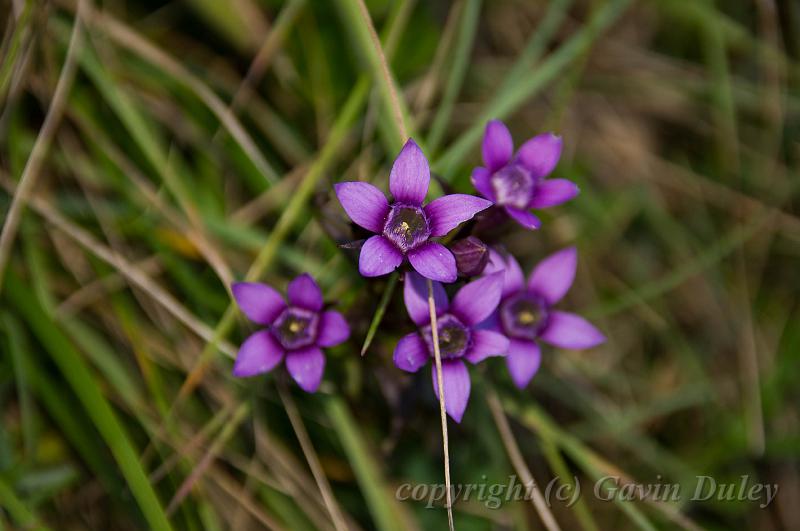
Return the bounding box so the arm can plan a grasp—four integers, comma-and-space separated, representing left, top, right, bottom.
232, 330, 284, 377
505, 206, 541, 230
424, 194, 492, 237
464, 330, 509, 364
334, 181, 389, 233
528, 179, 579, 209
287, 273, 323, 311
482, 248, 506, 275
517, 133, 562, 178
488, 251, 524, 298
432, 359, 471, 423
232, 282, 286, 325
285, 346, 325, 392
317, 310, 350, 347
389, 138, 430, 205
393, 332, 429, 372
475, 310, 501, 331
450, 272, 504, 326
540, 311, 605, 349
527, 247, 577, 305
506, 338, 541, 389
359, 235, 403, 277
482, 119, 513, 172
471, 167, 494, 201
403, 271, 448, 326
408, 242, 457, 283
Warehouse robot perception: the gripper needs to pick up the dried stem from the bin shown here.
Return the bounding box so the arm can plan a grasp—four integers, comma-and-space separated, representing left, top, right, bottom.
427, 278, 455, 531
0, 0, 86, 292
278, 383, 349, 531
487, 390, 561, 531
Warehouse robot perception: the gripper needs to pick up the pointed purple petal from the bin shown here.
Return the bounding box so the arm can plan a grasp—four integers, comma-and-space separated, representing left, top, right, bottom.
317, 310, 350, 347
482, 249, 506, 275
482, 120, 513, 172
393, 332, 429, 373
506, 338, 541, 389
464, 330, 509, 364
450, 272, 504, 326
424, 194, 492, 237
475, 310, 501, 332
287, 273, 323, 311
432, 359, 471, 423
471, 167, 495, 201
540, 311, 606, 349
517, 133, 562, 178
527, 247, 577, 305
232, 282, 286, 325
529, 179, 579, 209
285, 346, 325, 392
359, 235, 403, 277
408, 242, 457, 283
232, 330, 284, 377
505, 206, 541, 230
403, 271, 448, 326
497, 252, 525, 298
334, 181, 389, 233
389, 139, 430, 205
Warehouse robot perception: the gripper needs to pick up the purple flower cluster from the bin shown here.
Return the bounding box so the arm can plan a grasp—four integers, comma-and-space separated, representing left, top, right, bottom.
229, 119, 604, 422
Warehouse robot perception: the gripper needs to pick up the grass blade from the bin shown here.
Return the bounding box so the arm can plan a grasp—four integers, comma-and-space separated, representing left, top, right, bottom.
5, 270, 174, 531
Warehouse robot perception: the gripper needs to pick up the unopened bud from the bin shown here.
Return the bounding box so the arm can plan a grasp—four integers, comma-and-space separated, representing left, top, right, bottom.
450, 237, 489, 277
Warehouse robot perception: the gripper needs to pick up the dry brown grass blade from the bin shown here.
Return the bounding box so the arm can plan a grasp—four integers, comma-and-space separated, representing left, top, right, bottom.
166, 403, 249, 515
55, 255, 162, 318
278, 384, 350, 531
0, 0, 86, 292
64, 0, 279, 184
486, 391, 562, 531
222, 0, 306, 124
0, 173, 237, 358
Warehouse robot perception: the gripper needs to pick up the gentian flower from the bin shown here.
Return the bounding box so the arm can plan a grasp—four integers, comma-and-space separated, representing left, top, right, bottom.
484, 247, 605, 388
231, 273, 349, 392
393, 271, 510, 422
335, 139, 492, 282
471, 119, 579, 230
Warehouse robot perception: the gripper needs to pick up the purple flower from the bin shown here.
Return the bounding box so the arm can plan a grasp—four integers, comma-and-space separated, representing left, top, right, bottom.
231, 273, 350, 392
471, 119, 579, 230
393, 271, 510, 422
335, 139, 492, 283
484, 248, 605, 389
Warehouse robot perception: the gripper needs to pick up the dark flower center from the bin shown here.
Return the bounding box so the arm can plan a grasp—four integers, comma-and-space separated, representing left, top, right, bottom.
500, 293, 549, 341
491, 163, 535, 209
421, 314, 471, 359
382, 203, 431, 253
272, 306, 319, 350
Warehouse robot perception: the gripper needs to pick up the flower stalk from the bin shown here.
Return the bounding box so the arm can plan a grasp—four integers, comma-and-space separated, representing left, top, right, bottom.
427, 278, 455, 531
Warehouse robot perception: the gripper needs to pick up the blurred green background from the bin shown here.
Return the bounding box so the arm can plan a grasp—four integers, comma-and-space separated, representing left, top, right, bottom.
1, 0, 798, 529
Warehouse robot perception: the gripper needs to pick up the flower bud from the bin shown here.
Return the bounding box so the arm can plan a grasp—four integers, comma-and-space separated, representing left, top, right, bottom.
450, 237, 489, 277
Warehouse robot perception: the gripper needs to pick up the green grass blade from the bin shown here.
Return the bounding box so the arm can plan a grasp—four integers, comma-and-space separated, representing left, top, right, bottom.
325, 395, 406, 531
426, 0, 482, 152
434, 0, 632, 178
360, 270, 398, 356
5, 271, 174, 531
